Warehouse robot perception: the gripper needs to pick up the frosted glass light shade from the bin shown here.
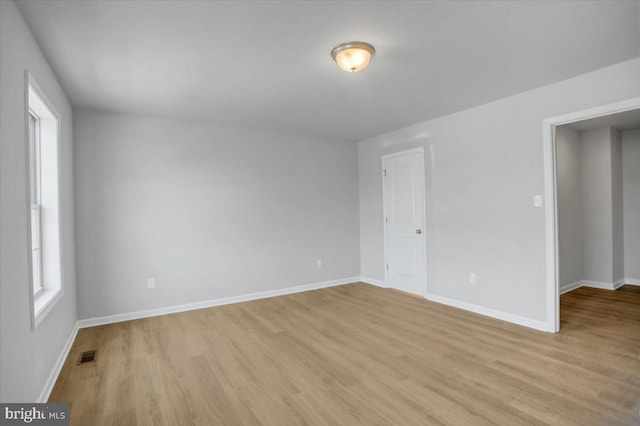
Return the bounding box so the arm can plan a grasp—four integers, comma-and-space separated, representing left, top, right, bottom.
331, 41, 375, 73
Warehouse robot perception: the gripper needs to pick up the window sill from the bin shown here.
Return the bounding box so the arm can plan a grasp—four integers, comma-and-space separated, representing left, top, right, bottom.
33, 288, 63, 329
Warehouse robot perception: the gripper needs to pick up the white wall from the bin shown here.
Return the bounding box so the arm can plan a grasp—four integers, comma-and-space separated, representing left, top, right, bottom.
358, 58, 640, 324
610, 128, 624, 283
580, 128, 615, 283
623, 128, 640, 280
556, 126, 583, 287
0, 0, 77, 402
74, 110, 360, 319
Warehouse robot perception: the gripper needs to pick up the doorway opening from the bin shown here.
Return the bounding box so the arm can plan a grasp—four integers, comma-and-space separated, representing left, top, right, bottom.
543, 98, 640, 332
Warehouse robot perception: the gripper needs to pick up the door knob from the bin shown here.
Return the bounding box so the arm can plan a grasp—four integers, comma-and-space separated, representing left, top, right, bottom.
416, 229, 422, 234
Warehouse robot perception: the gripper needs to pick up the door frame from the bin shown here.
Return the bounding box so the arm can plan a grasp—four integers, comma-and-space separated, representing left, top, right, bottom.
382, 147, 428, 296
542, 96, 640, 333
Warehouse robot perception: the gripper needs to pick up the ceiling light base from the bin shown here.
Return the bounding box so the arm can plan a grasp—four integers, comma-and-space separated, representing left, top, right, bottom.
331, 41, 375, 73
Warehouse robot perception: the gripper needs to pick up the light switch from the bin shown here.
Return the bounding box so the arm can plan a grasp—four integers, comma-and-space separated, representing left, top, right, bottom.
534, 195, 543, 207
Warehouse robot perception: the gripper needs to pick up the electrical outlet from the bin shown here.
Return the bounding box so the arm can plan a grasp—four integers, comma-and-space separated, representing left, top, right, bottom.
316, 259, 322, 268
469, 273, 476, 284
148, 278, 155, 289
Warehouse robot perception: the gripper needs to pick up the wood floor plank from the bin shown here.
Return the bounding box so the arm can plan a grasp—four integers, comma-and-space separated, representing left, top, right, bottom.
49, 283, 640, 425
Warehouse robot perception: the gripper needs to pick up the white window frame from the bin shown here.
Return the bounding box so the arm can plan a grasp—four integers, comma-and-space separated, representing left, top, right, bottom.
26, 73, 65, 329
29, 111, 44, 298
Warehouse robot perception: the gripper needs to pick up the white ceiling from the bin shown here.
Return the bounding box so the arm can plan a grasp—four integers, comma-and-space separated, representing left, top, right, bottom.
16, 0, 640, 141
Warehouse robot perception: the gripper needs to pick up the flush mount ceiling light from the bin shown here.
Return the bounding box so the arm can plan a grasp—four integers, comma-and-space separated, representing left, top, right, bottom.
331, 41, 375, 73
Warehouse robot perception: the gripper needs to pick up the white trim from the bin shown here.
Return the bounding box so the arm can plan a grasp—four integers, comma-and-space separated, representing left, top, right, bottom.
542, 114, 559, 332
33, 289, 64, 328
381, 147, 425, 160
625, 278, 640, 286
426, 293, 551, 332
580, 280, 610, 290
37, 321, 79, 403
360, 276, 388, 288
581, 279, 625, 291
543, 98, 640, 126
542, 97, 640, 333
381, 147, 428, 296
78, 276, 360, 328
559, 280, 583, 295
26, 72, 65, 330
561, 279, 629, 293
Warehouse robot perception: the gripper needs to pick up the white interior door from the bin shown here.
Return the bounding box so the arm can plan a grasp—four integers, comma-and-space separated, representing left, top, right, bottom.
383, 148, 426, 295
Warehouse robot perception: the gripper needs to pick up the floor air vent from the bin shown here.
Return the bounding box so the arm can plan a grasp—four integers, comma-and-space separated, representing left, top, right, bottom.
77, 350, 96, 365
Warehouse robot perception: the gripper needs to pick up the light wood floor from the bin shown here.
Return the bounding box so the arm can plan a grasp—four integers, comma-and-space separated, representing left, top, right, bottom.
50, 283, 640, 425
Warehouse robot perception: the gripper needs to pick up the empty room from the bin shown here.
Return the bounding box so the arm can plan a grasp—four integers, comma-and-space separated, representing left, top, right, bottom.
1, 1, 639, 425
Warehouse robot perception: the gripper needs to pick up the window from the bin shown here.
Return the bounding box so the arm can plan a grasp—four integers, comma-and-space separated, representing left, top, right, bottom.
29, 111, 43, 297
27, 76, 64, 328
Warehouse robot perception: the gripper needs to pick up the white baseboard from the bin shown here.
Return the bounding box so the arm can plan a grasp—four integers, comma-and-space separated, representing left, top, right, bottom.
425, 293, 552, 332
560, 281, 583, 295
561, 278, 635, 294
78, 276, 361, 328
360, 276, 387, 288
37, 321, 79, 403
581, 280, 611, 290
560, 278, 628, 294
625, 278, 640, 286
582, 279, 625, 290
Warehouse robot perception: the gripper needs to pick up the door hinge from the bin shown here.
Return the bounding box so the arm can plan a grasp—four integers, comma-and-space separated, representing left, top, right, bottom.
386, 264, 389, 271
383, 169, 387, 177
385, 217, 388, 224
